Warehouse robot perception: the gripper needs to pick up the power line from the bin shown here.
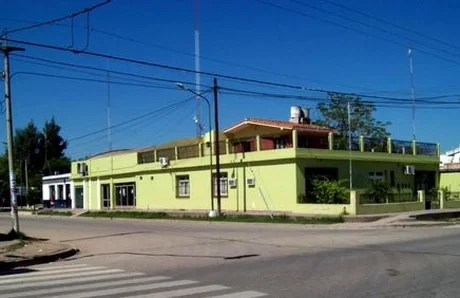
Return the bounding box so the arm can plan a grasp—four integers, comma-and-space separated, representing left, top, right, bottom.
289, 0, 460, 60
1, 37, 446, 101
256, 0, 460, 69
68, 93, 204, 143
9, 71, 179, 91
3, 0, 112, 35
317, 0, 460, 52
12, 53, 207, 89
1, 16, 389, 92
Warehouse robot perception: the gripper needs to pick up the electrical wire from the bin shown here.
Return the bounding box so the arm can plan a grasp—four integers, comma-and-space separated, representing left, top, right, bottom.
256, 0, 460, 69
3, 37, 452, 102
289, 0, 460, 60
9, 71, 180, 91
317, 0, 460, 52
68, 91, 209, 143
3, 0, 111, 36
12, 54, 207, 89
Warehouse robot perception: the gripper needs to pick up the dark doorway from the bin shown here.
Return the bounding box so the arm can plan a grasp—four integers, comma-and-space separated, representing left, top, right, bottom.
74, 186, 84, 209
415, 171, 436, 209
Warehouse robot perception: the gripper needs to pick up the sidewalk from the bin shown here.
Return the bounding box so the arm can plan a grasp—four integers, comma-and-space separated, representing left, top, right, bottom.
0, 238, 78, 270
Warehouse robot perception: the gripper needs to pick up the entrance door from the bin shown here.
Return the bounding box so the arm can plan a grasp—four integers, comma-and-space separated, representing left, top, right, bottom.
415, 171, 436, 209
115, 183, 136, 208
74, 186, 84, 209
101, 184, 111, 209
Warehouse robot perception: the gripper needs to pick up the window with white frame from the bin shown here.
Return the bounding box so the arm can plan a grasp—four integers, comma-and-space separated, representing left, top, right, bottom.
213, 173, 228, 197
176, 175, 190, 198
369, 172, 384, 182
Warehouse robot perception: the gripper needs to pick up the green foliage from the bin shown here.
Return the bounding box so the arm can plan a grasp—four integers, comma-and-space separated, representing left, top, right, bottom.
315, 93, 391, 140
365, 181, 391, 204
0, 118, 69, 207
310, 179, 350, 204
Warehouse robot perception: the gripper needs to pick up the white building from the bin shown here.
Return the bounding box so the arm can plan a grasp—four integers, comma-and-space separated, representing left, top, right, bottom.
42, 173, 76, 209
441, 146, 460, 166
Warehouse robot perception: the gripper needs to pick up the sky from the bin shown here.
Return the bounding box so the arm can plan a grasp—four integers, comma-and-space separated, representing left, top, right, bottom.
1, 0, 460, 159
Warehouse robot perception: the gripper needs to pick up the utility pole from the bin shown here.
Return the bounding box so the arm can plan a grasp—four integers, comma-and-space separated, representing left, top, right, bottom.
194, 0, 202, 138
347, 100, 353, 191
408, 47, 416, 141
213, 78, 222, 216
25, 159, 29, 207
1, 44, 25, 233
106, 59, 112, 151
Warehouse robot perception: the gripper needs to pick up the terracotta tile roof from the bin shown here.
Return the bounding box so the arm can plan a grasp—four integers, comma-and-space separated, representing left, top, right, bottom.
225, 118, 333, 133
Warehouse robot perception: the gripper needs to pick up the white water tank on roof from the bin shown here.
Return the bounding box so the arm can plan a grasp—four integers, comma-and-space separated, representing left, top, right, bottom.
290, 106, 302, 120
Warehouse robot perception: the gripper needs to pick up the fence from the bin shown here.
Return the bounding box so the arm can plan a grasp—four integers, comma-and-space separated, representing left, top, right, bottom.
391, 139, 413, 155
333, 136, 360, 151
363, 137, 388, 153
416, 142, 438, 156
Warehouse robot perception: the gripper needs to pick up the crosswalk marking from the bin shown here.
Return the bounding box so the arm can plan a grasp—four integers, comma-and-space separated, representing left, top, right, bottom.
0, 266, 106, 281
46, 280, 198, 298
34, 264, 90, 271
205, 291, 268, 298
0, 268, 123, 284
4, 276, 171, 298
123, 285, 230, 298
0, 271, 145, 291
0, 264, 269, 298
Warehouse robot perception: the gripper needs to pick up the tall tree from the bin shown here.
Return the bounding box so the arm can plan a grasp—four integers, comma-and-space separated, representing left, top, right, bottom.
40, 117, 70, 175
315, 93, 391, 139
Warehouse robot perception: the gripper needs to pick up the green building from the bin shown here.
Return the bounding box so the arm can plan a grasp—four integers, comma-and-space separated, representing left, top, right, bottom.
71, 115, 439, 215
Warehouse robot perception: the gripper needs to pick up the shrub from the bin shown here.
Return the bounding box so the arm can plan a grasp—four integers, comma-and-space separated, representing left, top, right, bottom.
366, 181, 390, 203
310, 179, 349, 204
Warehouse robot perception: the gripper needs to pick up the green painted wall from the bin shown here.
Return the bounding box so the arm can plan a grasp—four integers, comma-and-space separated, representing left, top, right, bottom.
71, 142, 439, 214
440, 172, 460, 192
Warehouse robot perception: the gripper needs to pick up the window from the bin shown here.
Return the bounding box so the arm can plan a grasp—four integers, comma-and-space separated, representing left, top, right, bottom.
176, 175, 190, 198
213, 173, 228, 197
369, 172, 384, 182
101, 184, 111, 209
115, 183, 136, 207
275, 138, 287, 149
390, 171, 395, 187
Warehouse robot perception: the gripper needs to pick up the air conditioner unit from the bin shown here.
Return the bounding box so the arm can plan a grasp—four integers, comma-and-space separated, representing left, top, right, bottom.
159, 157, 169, 167
404, 165, 415, 175
228, 178, 237, 188
246, 177, 256, 187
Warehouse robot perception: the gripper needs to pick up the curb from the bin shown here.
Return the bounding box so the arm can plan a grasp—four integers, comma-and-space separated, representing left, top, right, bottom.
0, 246, 79, 270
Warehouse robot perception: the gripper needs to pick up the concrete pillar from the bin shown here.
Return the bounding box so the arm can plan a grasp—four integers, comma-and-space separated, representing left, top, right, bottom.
418, 190, 425, 204
439, 190, 445, 209
328, 132, 334, 150
349, 190, 360, 215
225, 139, 230, 154
175, 146, 179, 160
387, 137, 392, 154
97, 178, 101, 210
198, 143, 202, 157
436, 143, 441, 157
154, 149, 158, 162
412, 140, 417, 156
292, 130, 298, 148
71, 183, 76, 209
359, 136, 364, 152
256, 135, 261, 151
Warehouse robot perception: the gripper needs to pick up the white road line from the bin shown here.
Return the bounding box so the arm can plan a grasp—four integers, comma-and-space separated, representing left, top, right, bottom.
0, 271, 144, 291
0, 269, 123, 285
32, 264, 89, 270
205, 291, 268, 298
122, 285, 230, 298
4, 276, 171, 298
46, 280, 198, 298
0, 266, 106, 281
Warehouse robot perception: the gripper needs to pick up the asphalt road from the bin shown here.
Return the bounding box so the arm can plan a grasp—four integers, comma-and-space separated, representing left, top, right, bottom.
2, 214, 460, 297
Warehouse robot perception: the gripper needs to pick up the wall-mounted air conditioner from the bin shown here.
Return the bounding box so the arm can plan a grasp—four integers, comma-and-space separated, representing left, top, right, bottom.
246, 177, 256, 187
159, 157, 169, 168
228, 179, 237, 188
404, 165, 415, 175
